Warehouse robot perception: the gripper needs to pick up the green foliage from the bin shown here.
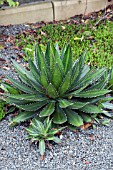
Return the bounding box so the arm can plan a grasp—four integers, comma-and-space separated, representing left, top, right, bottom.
26, 117, 64, 156
15, 20, 113, 69
0, 82, 19, 121
0, 0, 19, 7
2, 43, 112, 127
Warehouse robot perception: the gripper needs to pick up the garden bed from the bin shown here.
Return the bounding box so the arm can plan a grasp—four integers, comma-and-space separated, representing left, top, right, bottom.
0, 6, 113, 170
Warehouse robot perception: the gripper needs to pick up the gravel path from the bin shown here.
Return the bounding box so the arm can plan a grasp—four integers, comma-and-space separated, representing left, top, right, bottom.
0, 22, 113, 170
0, 117, 113, 170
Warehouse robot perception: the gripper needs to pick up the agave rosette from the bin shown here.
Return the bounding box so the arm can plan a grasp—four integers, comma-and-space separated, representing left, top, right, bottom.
26, 117, 64, 156
2, 43, 112, 127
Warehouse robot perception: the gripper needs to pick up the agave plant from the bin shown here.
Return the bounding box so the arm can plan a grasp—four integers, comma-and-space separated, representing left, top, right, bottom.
2, 42, 112, 127
26, 117, 64, 157
108, 67, 113, 90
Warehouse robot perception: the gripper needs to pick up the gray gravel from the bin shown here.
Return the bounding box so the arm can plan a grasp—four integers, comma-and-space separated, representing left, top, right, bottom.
0, 24, 113, 170
0, 117, 113, 170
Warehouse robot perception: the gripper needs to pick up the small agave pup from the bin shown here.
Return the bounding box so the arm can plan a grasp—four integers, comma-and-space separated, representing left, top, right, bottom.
26, 117, 64, 159
2, 42, 113, 128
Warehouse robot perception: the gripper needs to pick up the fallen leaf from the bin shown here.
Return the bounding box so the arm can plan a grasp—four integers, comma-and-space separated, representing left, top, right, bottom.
0, 66, 10, 70
74, 37, 81, 40
80, 122, 92, 130
0, 44, 4, 50
41, 31, 46, 36
7, 36, 14, 44
40, 155, 44, 161
61, 26, 66, 30
4, 79, 12, 84
89, 134, 95, 140
0, 58, 6, 62
12, 46, 20, 50
0, 75, 5, 79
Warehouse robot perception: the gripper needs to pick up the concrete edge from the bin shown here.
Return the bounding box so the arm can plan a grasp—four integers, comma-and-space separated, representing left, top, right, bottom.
53, 0, 113, 21
0, 1, 53, 25
0, 0, 113, 25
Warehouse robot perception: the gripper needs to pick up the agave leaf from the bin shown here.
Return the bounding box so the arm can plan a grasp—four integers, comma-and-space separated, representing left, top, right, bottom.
53, 105, 67, 124
31, 118, 44, 132
79, 51, 86, 70
80, 104, 102, 113
48, 127, 65, 135
69, 83, 90, 95
80, 112, 92, 122
65, 108, 83, 127
101, 119, 110, 126
78, 65, 90, 80
87, 71, 109, 90
12, 60, 27, 74
70, 69, 93, 91
49, 45, 56, 74
40, 68, 49, 88
25, 77, 44, 93
59, 99, 73, 108
47, 136, 61, 143
67, 124, 78, 131
74, 89, 111, 98
8, 76, 36, 94
62, 44, 72, 74
52, 44, 64, 73
15, 101, 48, 111
80, 68, 106, 87
102, 102, 113, 110
7, 106, 16, 113
39, 102, 55, 117
1, 83, 19, 94
70, 101, 89, 109
12, 60, 36, 86
45, 42, 51, 67
43, 117, 52, 133
52, 136, 61, 143
5, 97, 31, 105
10, 111, 36, 125
61, 44, 66, 59
26, 125, 38, 134
12, 60, 31, 80
47, 83, 58, 99
39, 140, 45, 156
87, 78, 108, 91
5, 94, 48, 101
59, 71, 71, 96
71, 60, 80, 84
28, 59, 40, 82
34, 44, 47, 72
73, 68, 106, 90
92, 97, 113, 104
74, 51, 86, 82
55, 43, 60, 55
26, 133, 39, 137
51, 63, 62, 90
102, 110, 113, 117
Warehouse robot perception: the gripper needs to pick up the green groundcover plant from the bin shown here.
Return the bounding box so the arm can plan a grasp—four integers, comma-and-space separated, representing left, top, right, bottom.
1, 43, 113, 129
15, 20, 113, 68
0, 83, 19, 120
0, 0, 19, 7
